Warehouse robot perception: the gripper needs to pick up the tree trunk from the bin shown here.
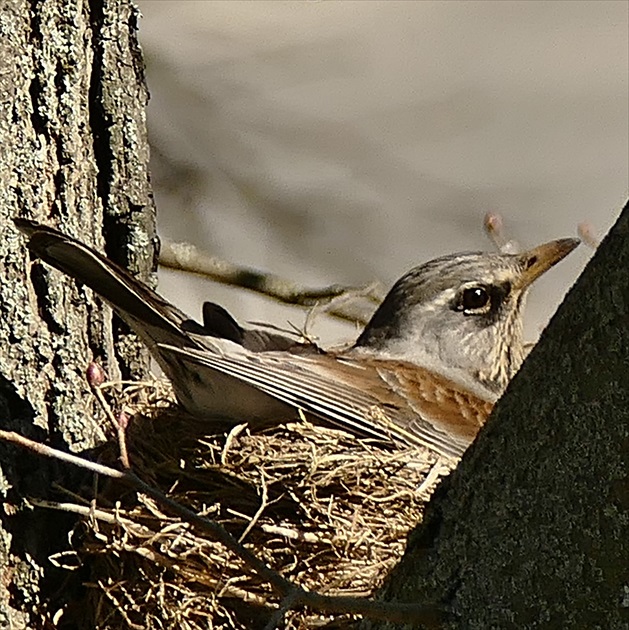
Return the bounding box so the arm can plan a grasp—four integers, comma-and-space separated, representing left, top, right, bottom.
0, 0, 154, 626
365, 202, 629, 629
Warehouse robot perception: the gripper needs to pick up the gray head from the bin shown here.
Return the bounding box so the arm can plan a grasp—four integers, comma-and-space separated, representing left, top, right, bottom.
353, 239, 579, 394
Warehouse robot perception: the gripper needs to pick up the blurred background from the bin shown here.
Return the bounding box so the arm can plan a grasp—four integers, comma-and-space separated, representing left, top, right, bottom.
137, 0, 628, 345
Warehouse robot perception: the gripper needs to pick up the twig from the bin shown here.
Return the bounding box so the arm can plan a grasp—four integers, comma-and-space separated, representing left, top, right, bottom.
260, 523, 319, 544
0, 429, 441, 626
159, 239, 384, 325
29, 498, 156, 539
221, 423, 248, 466
238, 470, 269, 543
93, 387, 131, 469
86, 362, 131, 469
416, 461, 448, 498
98, 580, 144, 630
263, 589, 301, 630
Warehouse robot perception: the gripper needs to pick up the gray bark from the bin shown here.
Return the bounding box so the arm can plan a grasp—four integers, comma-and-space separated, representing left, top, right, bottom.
365, 202, 629, 629
0, 0, 154, 626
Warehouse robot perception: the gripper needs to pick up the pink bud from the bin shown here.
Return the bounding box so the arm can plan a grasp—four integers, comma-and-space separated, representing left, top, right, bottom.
86, 362, 106, 387
483, 212, 503, 236
117, 411, 130, 430
577, 222, 599, 250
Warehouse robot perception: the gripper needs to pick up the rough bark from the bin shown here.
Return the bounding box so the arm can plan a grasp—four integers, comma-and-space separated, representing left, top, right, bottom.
365, 202, 629, 629
0, 0, 154, 626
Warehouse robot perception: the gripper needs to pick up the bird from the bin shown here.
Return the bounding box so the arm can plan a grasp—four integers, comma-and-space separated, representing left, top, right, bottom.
14, 218, 579, 460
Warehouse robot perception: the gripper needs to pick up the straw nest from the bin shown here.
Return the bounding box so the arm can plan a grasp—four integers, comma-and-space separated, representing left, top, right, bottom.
53, 380, 452, 629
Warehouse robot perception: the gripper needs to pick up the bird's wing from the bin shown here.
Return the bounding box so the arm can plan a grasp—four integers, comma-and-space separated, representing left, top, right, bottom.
158, 344, 494, 459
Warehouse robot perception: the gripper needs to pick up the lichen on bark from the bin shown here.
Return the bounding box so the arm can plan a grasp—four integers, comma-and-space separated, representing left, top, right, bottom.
0, 1, 155, 625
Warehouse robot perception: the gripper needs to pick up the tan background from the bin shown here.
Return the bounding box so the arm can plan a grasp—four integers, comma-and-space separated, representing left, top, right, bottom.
137, 1, 628, 344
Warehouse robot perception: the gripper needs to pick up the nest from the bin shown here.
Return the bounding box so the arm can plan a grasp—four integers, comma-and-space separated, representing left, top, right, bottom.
51, 380, 452, 629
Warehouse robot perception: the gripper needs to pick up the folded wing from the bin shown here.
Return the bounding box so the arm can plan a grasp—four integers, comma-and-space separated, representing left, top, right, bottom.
158, 344, 494, 459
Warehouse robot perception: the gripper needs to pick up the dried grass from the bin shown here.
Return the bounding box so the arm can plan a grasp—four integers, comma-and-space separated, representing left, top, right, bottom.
55, 380, 452, 629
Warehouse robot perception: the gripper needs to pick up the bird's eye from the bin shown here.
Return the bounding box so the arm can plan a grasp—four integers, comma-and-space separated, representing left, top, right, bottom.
460, 286, 490, 311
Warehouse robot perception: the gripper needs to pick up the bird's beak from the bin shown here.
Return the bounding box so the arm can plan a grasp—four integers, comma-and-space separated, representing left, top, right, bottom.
514, 238, 580, 290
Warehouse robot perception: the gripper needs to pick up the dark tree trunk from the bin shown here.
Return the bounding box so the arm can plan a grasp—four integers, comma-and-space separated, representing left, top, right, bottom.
365, 202, 629, 629
0, 0, 154, 626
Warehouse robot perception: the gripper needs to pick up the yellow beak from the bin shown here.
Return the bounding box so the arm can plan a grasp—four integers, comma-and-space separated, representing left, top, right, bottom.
514, 238, 580, 290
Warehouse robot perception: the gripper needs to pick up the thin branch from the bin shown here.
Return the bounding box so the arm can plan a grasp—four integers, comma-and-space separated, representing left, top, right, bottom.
0, 429, 441, 626
159, 239, 384, 326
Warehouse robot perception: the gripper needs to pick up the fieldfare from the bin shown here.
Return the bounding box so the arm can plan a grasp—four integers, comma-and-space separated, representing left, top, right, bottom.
15, 218, 578, 459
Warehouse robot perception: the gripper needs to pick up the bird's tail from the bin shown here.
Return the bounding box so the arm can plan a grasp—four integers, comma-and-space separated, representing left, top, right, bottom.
13, 218, 204, 355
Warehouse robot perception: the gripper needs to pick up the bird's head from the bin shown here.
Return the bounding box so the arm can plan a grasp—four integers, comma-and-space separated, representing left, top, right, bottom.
353, 238, 579, 394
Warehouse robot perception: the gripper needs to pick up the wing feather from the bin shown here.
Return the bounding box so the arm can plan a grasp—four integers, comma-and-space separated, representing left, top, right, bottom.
160, 344, 493, 459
